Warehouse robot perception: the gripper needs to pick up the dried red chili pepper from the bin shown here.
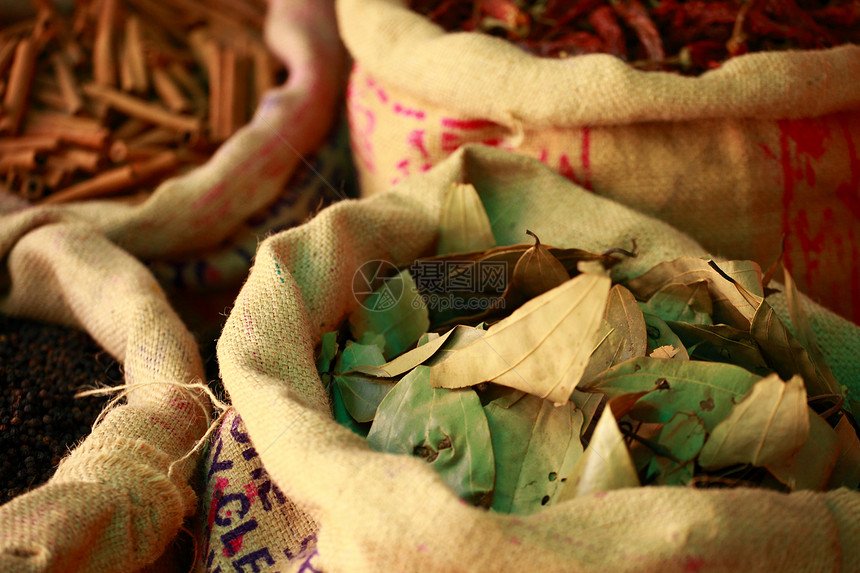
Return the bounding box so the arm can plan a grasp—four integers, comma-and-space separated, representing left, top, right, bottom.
610, 0, 665, 61
588, 5, 627, 59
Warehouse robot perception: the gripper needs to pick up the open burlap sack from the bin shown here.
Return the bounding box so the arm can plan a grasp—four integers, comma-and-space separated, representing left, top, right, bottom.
1, 0, 345, 272
336, 0, 860, 325
217, 145, 860, 572
0, 219, 209, 572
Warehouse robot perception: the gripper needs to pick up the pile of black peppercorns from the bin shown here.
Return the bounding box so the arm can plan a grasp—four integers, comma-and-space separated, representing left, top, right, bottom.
0, 313, 117, 505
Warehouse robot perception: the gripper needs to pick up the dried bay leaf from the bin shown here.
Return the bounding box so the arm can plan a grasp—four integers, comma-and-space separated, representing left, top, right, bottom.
766, 409, 840, 491
367, 366, 495, 505
670, 322, 772, 377
828, 416, 860, 490
352, 325, 486, 378
639, 280, 713, 325
430, 273, 611, 405
698, 375, 809, 470
626, 257, 762, 330
782, 268, 841, 397
331, 381, 369, 437
751, 300, 839, 398
659, 413, 707, 463
580, 286, 649, 384
484, 392, 584, 514
316, 330, 339, 373
437, 182, 496, 255
349, 269, 430, 360
511, 230, 570, 299
605, 285, 648, 361
579, 357, 762, 430
335, 375, 396, 423
557, 406, 640, 500
333, 341, 394, 423
643, 312, 689, 359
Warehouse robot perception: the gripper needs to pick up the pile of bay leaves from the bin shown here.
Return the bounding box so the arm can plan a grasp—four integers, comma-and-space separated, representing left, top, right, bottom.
315, 183, 860, 515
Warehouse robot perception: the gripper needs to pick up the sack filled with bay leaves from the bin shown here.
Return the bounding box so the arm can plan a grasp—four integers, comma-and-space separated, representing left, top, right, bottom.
217, 144, 860, 572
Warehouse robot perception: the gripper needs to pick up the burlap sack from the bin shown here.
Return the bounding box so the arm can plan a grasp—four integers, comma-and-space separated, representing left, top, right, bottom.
0, 0, 345, 570
2, 0, 345, 267
216, 145, 860, 572
198, 409, 319, 573
0, 219, 209, 572
336, 0, 860, 324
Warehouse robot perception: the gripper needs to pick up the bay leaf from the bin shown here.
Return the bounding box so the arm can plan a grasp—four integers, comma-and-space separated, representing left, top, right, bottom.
352, 325, 486, 378
699, 375, 809, 470
643, 312, 689, 359
605, 285, 648, 361
335, 374, 395, 423
658, 412, 706, 463
639, 280, 713, 325
647, 456, 694, 486
367, 366, 495, 505
437, 182, 496, 255
512, 230, 570, 299
572, 388, 604, 440
334, 341, 386, 374
316, 330, 339, 373
579, 357, 762, 430
670, 321, 772, 376
827, 416, 860, 490
349, 269, 430, 360
626, 257, 762, 330
781, 268, 841, 396
751, 300, 839, 398
430, 273, 611, 405
650, 346, 682, 359
557, 406, 639, 500
331, 381, 368, 437
581, 286, 649, 384
766, 409, 840, 491
418, 332, 441, 346
333, 341, 393, 423
417, 241, 619, 328
484, 392, 584, 514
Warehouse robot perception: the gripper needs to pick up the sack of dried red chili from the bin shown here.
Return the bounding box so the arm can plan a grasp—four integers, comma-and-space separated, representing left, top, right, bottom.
337, 0, 860, 324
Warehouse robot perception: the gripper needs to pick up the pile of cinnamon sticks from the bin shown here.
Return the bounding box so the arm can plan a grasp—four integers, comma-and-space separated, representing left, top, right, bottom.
0, 0, 282, 205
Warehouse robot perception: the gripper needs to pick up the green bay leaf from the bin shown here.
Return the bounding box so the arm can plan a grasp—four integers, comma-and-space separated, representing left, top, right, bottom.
367, 366, 495, 506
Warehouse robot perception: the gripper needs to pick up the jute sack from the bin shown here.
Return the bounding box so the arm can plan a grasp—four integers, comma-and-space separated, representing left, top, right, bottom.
1, 0, 346, 270
217, 145, 860, 572
197, 409, 320, 573
336, 0, 860, 324
0, 219, 210, 572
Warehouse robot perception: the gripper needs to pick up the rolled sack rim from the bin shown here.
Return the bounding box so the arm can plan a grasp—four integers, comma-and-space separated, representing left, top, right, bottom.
337, 0, 860, 127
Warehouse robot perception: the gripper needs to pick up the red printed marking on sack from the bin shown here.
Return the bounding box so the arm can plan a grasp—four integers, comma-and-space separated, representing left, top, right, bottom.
835, 114, 860, 220
581, 126, 592, 189
777, 117, 830, 277
394, 103, 426, 120
407, 129, 430, 159
365, 75, 389, 104
441, 118, 498, 130
244, 481, 260, 504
